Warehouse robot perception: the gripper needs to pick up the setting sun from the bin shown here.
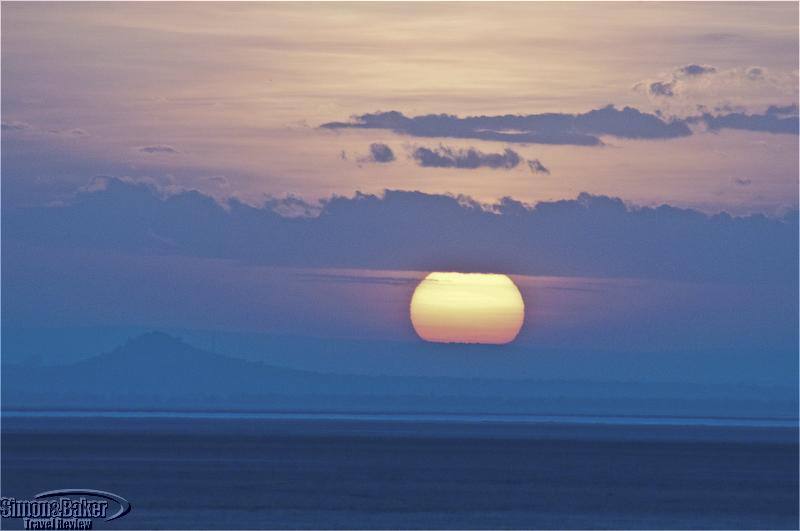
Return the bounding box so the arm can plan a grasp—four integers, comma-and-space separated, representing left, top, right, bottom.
409, 272, 525, 345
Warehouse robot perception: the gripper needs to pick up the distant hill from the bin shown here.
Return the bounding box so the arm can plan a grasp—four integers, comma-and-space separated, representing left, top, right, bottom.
2, 332, 796, 418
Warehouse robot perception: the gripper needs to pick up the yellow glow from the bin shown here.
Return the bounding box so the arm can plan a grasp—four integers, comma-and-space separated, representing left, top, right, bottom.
410, 272, 525, 345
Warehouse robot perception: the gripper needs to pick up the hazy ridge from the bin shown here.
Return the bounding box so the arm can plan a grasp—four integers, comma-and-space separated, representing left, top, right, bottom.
3, 332, 795, 419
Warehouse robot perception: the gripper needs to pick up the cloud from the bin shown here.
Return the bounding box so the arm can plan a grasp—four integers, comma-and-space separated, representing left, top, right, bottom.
1, 121, 30, 131
678, 64, 717, 77
322, 105, 692, 146
78, 174, 180, 196
649, 81, 675, 97
207, 175, 231, 190
646, 65, 716, 98
695, 33, 742, 43
689, 106, 799, 135
45, 127, 88, 137
766, 104, 798, 116
412, 146, 521, 169
746, 67, 765, 81
637, 64, 795, 112
325, 103, 798, 147
1, 121, 88, 138
291, 271, 419, 286
633, 63, 776, 106
262, 194, 321, 218
733, 178, 752, 186
5, 178, 796, 284
527, 159, 550, 174
366, 143, 395, 163
140, 145, 178, 154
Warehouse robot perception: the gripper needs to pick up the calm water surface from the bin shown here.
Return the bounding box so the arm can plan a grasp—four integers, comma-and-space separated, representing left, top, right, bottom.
2, 413, 797, 529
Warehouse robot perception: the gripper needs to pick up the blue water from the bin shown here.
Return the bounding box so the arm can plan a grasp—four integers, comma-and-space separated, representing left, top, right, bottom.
3, 409, 796, 428
2, 412, 798, 529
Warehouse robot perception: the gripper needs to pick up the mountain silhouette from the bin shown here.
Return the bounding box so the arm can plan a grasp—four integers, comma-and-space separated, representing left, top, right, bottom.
2, 332, 795, 418
3, 331, 348, 399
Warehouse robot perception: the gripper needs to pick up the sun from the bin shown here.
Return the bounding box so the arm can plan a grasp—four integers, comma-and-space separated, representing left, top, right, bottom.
409, 272, 525, 345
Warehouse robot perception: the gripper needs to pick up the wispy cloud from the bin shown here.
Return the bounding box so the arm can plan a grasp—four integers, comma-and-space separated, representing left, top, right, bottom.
527, 159, 550, 175
639, 64, 722, 100
1, 121, 30, 131
635, 64, 796, 113
292, 271, 420, 286
325, 104, 798, 145
322, 105, 693, 146
140, 145, 178, 154
678, 64, 717, 77
745, 66, 765, 81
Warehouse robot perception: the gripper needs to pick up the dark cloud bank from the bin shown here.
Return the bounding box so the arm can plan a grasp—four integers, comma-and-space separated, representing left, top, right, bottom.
322, 104, 799, 145
5, 178, 796, 284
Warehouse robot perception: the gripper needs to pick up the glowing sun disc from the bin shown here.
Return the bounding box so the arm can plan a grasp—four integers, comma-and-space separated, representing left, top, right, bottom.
410, 272, 525, 345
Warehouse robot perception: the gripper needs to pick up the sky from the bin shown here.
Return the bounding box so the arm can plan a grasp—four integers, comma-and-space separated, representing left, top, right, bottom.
1, 3, 798, 388
2, 2, 798, 212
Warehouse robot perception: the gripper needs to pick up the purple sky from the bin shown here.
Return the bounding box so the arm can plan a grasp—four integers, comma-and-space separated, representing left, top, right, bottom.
1, 3, 797, 384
